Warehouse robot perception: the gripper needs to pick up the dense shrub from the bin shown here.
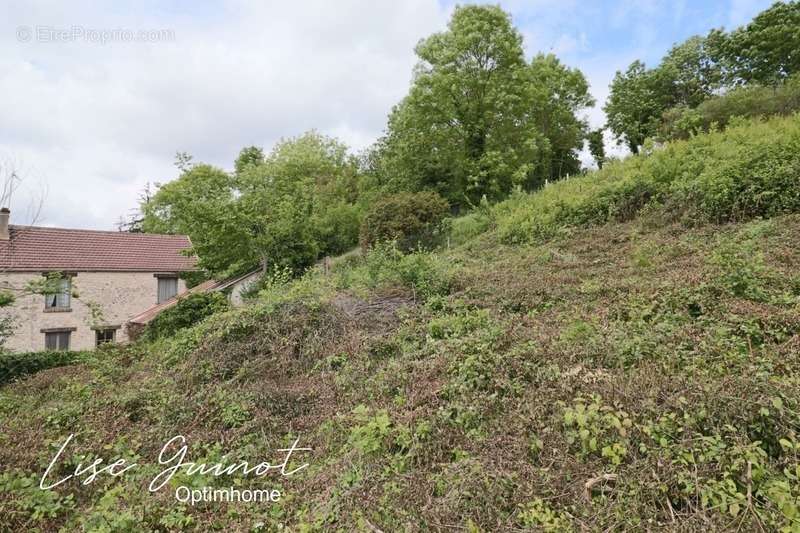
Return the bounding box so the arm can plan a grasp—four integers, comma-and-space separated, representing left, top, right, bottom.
312, 201, 363, 257
0, 350, 81, 385
333, 241, 453, 301
143, 292, 229, 341
496, 114, 800, 244
361, 242, 453, 301
660, 75, 800, 140
359, 191, 450, 252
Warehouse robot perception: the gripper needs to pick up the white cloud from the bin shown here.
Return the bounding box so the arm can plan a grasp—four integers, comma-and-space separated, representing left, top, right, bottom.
2, 1, 772, 230
548, 32, 589, 57
0, 1, 449, 229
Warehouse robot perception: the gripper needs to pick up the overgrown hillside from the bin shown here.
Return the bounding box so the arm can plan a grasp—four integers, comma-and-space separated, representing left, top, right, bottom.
2, 116, 800, 531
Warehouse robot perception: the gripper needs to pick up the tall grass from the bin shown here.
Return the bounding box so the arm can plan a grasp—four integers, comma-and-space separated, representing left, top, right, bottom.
495, 114, 800, 244
661, 75, 800, 140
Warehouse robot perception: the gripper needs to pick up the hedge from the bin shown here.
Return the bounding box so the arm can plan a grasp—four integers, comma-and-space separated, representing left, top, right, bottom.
142, 291, 229, 341
0, 350, 82, 385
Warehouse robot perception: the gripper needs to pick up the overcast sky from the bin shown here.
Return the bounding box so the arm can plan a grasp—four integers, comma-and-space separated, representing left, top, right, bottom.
0, 0, 772, 230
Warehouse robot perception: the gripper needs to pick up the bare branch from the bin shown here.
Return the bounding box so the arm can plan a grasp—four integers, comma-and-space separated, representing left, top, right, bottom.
0, 153, 23, 208
0, 152, 48, 225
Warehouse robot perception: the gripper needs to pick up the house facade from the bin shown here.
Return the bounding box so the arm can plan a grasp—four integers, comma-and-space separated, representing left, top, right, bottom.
0, 208, 196, 352
125, 268, 262, 338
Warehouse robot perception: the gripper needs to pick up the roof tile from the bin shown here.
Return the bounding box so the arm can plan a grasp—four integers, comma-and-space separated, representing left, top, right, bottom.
0, 225, 197, 272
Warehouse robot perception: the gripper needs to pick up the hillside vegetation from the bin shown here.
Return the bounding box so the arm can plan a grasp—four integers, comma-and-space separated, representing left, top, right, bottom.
127, 2, 800, 282
2, 115, 800, 531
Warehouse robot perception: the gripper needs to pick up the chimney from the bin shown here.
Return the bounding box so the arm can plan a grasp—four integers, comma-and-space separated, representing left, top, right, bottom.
0, 208, 9, 240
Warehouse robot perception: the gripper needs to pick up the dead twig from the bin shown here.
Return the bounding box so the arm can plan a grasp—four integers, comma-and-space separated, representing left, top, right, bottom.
583, 473, 618, 500
363, 518, 385, 533
666, 496, 676, 523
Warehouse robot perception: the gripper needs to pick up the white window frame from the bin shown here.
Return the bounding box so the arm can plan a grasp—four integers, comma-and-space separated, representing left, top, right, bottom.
44, 276, 71, 310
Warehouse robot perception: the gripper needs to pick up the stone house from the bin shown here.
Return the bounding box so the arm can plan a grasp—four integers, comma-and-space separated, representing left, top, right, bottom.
125, 268, 262, 337
0, 208, 196, 351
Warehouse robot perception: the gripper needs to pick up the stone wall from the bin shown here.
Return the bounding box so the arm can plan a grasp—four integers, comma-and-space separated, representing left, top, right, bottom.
0, 272, 186, 351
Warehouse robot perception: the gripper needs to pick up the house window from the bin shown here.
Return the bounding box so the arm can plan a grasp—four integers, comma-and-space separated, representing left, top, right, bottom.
44, 331, 71, 351
157, 276, 178, 303
95, 329, 115, 346
44, 277, 71, 310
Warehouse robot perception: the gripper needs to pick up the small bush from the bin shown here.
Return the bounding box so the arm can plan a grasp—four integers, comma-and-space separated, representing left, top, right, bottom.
359, 191, 450, 252
0, 350, 82, 385
561, 395, 632, 465
348, 405, 393, 455
362, 242, 453, 300
517, 498, 572, 531
710, 239, 768, 301
143, 292, 229, 341
312, 201, 363, 257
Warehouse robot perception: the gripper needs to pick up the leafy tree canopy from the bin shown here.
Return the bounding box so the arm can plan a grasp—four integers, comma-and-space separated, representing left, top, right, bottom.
605, 1, 799, 152
528, 53, 594, 185
234, 146, 265, 176
587, 129, 606, 169
374, 5, 593, 208
237, 131, 363, 272
716, 1, 800, 86
604, 61, 666, 154
142, 164, 255, 276
142, 132, 365, 278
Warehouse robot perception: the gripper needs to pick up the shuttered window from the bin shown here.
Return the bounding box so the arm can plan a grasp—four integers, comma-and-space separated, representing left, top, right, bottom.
44, 331, 71, 351
44, 278, 71, 309
157, 277, 178, 303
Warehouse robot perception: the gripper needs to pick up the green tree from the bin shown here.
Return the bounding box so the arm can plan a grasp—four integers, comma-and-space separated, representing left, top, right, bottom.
142, 164, 255, 276
376, 5, 546, 208
234, 146, 265, 176
605, 35, 724, 152
716, 1, 800, 86
237, 131, 363, 272
143, 133, 364, 277
606, 2, 800, 151
587, 129, 606, 169
528, 53, 595, 184
659, 35, 722, 107
604, 61, 667, 153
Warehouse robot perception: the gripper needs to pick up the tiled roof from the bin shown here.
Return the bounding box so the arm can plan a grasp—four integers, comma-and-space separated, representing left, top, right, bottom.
0, 225, 197, 272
